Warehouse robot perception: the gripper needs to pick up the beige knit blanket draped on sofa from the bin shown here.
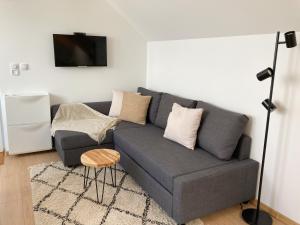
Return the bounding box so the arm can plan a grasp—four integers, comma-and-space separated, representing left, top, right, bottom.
51, 103, 119, 143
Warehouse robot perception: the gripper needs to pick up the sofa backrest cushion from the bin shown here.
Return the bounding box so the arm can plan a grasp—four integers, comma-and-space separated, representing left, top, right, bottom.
137, 87, 162, 124
155, 93, 196, 129
196, 101, 249, 160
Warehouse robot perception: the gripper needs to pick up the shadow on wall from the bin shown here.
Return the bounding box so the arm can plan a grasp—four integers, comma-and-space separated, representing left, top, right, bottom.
271, 47, 300, 206
50, 94, 65, 105
244, 115, 253, 136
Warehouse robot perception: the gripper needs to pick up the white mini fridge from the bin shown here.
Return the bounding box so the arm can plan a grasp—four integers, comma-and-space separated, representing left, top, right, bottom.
1, 92, 52, 154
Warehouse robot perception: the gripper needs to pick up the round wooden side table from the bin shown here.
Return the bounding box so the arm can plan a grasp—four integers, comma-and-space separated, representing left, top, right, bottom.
80, 148, 120, 203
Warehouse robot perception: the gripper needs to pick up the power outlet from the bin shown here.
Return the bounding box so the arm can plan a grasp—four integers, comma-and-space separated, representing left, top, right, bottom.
10, 63, 20, 76
20, 63, 29, 71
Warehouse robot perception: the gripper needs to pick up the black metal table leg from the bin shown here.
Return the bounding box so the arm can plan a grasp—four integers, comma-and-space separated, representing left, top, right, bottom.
109, 167, 114, 187
94, 168, 99, 203
101, 167, 107, 203
114, 164, 117, 187
83, 166, 86, 188
85, 167, 90, 188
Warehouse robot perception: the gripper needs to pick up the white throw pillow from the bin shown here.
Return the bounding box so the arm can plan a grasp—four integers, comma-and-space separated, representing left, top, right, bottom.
164, 103, 203, 150
109, 90, 124, 117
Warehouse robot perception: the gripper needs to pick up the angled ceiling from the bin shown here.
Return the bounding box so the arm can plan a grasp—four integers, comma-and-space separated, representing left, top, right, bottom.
106, 0, 300, 41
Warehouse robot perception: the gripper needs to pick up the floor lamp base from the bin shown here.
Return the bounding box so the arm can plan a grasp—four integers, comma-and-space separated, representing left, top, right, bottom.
242, 208, 273, 225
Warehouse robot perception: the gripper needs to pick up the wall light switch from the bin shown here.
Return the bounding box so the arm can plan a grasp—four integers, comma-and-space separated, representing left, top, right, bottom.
20, 63, 29, 71
10, 63, 20, 76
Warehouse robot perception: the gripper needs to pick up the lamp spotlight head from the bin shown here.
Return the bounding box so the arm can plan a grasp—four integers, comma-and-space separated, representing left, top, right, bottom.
285, 31, 297, 48
257, 67, 273, 81
262, 99, 277, 112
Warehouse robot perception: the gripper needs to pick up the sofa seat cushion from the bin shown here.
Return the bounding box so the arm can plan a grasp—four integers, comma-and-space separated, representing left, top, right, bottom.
55, 129, 113, 150
114, 124, 233, 193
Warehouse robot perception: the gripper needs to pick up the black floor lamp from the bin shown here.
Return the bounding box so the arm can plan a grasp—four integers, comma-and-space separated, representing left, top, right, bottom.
242, 31, 297, 225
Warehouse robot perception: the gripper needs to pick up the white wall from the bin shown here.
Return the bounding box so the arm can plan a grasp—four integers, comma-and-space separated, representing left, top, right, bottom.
0, 0, 146, 105
147, 33, 300, 223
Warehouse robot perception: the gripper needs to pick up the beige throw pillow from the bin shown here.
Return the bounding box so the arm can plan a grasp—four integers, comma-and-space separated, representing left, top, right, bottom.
119, 92, 152, 125
164, 103, 203, 150
109, 90, 140, 117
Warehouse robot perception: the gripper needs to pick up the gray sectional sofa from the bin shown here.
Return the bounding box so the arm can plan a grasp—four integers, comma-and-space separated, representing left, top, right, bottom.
51, 87, 259, 224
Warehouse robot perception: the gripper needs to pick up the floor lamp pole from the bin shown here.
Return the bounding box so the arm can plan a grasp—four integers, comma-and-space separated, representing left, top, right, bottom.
242, 32, 280, 225
256, 31, 280, 218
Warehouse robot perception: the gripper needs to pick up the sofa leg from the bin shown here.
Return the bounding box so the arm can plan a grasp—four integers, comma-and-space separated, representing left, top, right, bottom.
240, 200, 250, 210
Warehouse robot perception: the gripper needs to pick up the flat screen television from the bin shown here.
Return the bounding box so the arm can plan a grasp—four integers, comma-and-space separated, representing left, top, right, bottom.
53, 34, 107, 67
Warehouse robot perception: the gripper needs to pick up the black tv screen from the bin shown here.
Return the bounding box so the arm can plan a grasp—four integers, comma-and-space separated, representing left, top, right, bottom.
53, 34, 107, 67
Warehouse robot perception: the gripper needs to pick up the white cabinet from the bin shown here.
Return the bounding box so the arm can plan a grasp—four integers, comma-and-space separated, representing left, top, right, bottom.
1, 92, 52, 154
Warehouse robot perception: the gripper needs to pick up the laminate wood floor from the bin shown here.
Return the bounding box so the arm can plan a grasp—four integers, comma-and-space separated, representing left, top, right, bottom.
0, 151, 287, 225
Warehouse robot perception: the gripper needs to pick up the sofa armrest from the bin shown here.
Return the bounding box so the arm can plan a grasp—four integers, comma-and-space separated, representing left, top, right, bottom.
172, 159, 259, 224
50, 101, 112, 121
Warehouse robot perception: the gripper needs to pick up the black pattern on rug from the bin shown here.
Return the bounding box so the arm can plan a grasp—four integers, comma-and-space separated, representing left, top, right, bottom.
29, 161, 203, 225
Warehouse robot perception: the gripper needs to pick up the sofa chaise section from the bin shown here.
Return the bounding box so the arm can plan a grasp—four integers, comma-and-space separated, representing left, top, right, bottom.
54, 129, 113, 166
51, 101, 114, 166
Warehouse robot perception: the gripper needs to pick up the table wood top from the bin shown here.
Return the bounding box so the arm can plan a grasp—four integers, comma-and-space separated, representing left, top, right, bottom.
80, 149, 120, 168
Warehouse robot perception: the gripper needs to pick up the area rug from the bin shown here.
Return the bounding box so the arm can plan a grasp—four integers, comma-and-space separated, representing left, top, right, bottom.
29, 161, 204, 225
